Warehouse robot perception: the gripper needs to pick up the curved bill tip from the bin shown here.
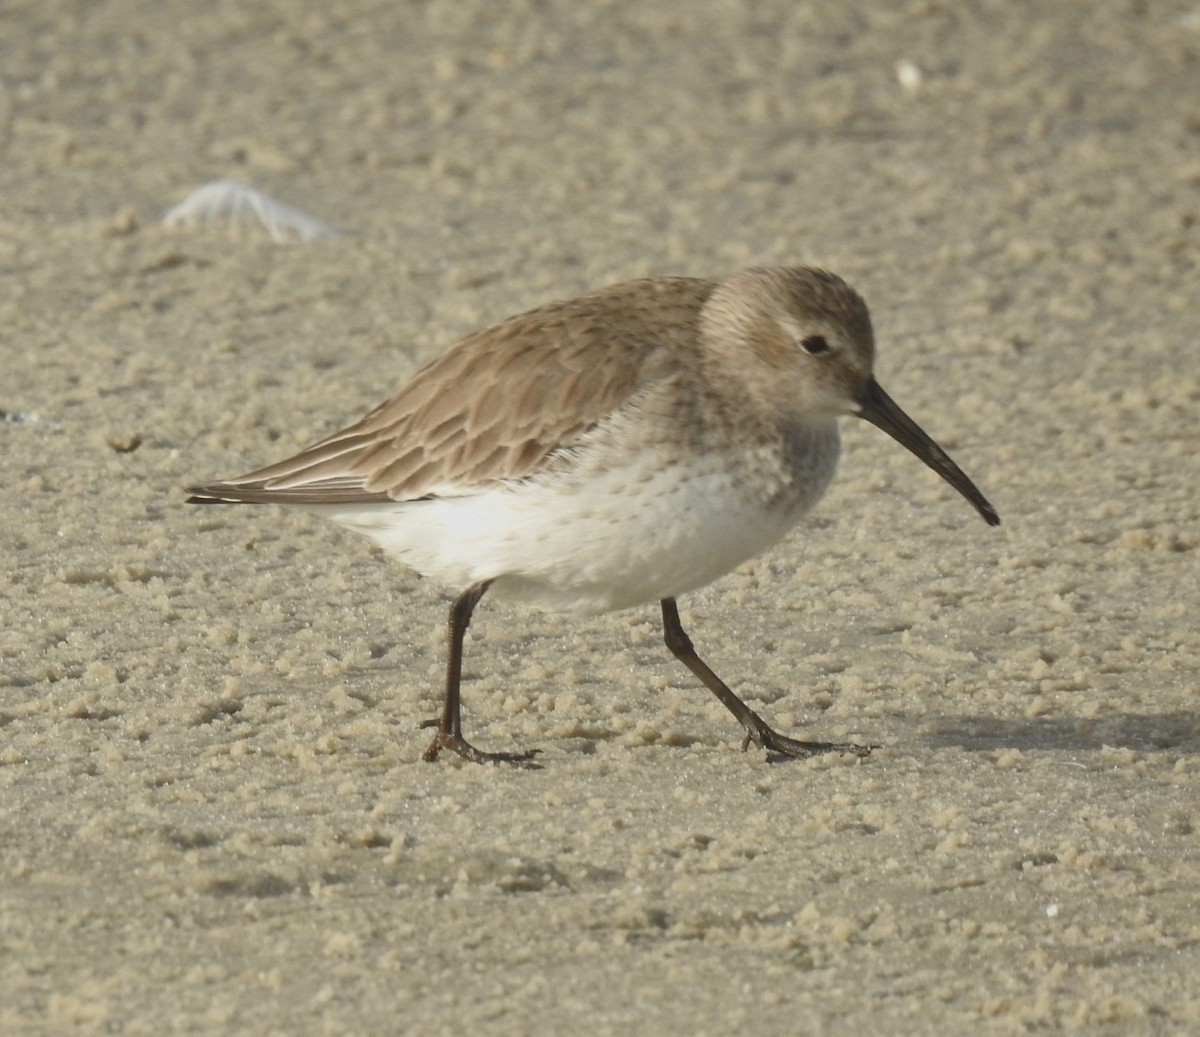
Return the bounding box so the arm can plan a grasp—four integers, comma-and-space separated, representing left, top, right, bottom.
855, 378, 1000, 527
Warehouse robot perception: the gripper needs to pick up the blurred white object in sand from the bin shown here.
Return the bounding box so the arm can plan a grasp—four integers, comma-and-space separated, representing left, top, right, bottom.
1, 409, 43, 425
895, 59, 923, 93
163, 180, 338, 243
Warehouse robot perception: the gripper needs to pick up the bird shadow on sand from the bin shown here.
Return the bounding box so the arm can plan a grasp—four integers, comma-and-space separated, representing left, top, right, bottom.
915, 712, 1199, 754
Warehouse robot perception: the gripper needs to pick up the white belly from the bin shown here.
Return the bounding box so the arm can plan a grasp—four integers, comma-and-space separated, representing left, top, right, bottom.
315, 427, 840, 615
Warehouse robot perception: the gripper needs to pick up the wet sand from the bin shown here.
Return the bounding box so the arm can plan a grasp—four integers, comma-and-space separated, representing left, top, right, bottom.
2, 1, 1198, 1033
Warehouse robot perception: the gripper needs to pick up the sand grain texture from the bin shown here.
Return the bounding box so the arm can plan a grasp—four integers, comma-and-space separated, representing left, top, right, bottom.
2, 1, 1198, 1033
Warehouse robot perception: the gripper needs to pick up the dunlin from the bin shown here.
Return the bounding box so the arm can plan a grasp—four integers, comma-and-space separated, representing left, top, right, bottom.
188, 267, 999, 766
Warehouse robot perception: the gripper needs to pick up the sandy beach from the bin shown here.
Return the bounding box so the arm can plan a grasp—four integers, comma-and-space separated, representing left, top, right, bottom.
2, 1, 1198, 1033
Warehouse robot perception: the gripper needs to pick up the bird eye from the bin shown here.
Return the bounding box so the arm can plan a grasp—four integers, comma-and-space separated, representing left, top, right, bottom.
801, 335, 830, 355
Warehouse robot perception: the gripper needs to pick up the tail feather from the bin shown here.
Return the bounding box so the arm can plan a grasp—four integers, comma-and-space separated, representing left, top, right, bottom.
185, 480, 391, 505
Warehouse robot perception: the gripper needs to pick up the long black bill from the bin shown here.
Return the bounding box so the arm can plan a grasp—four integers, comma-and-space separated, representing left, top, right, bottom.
855, 377, 1000, 527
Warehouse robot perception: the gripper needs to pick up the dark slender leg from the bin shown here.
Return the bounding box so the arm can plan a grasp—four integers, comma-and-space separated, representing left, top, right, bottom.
660, 598, 873, 760
420, 581, 540, 766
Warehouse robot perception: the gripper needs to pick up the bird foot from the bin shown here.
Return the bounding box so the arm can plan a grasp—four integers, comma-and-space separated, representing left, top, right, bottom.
740, 720, 877, 761
420, 720, 542, 767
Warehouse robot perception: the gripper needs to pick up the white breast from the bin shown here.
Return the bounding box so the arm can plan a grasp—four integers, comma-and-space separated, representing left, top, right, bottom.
317, 421, 841, 616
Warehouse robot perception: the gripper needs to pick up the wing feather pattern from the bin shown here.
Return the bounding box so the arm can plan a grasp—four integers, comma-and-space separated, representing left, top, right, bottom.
187, 277, 716, 506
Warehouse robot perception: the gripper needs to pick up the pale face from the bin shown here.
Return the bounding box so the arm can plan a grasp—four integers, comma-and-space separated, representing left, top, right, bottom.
702, 267, 997, 527
701, 265, 876, 423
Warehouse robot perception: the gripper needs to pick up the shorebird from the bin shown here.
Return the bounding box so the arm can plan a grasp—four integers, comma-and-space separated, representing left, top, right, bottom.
188, 267, 999, 765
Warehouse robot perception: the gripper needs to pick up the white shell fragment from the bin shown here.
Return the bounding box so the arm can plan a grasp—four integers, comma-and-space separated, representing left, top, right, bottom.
895, 59, 924, 93
163, 180, 339, 243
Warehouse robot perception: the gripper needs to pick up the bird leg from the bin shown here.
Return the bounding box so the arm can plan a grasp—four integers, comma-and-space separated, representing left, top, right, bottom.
659, 598, 874, 761
421, 580, 540, 766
